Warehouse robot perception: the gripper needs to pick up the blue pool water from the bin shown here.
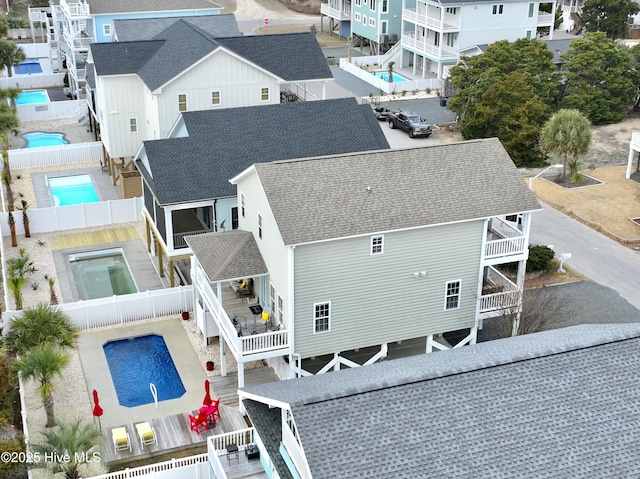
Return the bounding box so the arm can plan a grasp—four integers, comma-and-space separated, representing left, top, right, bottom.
103, 335, 186, 407
16, 90, 50, 105
24, 132, 68, 148
14, 61, 43, 75
375, 71, 409, 82
48, 174, 99, 206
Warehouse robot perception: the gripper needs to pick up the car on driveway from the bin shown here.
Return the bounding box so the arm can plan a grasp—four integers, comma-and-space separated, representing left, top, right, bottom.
387, 112, 433, 138
372, 105, 394, 121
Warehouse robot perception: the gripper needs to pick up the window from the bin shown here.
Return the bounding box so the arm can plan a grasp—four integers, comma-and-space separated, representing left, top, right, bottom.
370, 0, 376, 11
369, 17, 375, 26
355, 0, 360, 5
371, 235, 383, 255
257, 213, 263, 239
270, 284, 276, 318
382, 0, 388, 12
446, 32, 457, 47
231, 207, 238, 229
445, 7, 458, 14
381, 20, 388, 34
277, 294, 284, 324
355, 12, 361, 21
445, 280, 461, 310
211, 90, 220, 105
103, 24, 111, 36
363, 15, 367, 25
314, 302, 330, 333
528, 2, 534, 17
178, 94, 187, 112
129, 118, 137, 133
261, 87, 269, 101
240, 193, 245, 218
492, 4, 504, 14
526, 30, 532, 40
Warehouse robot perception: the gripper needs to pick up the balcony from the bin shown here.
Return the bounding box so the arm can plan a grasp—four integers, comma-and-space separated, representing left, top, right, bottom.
208, 429, 269, 479
60, 0, 91, 18
403, 8, 460, 30
321, 3, 351, 20
480, 266, 519, 315
63, 30, 94, 49
174, 228, 212, 249
537, 12, 553, 24
194, 271, 290, 360
401, 33, 457, 59
484, 217, 527, 262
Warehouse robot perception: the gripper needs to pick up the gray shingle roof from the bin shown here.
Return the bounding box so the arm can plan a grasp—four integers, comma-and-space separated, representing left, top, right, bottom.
91, 26, 330, 91
252, 138, 541, 245
87, 0, 221, 15
241, 323, 640, 478
216, 33, 332, 81
113, 14, 241, 41
136, 98, 389, 205
184, 231, 267, 281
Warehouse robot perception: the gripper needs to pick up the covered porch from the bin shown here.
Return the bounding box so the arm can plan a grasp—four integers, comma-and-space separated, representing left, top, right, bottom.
185, 231, 291, 393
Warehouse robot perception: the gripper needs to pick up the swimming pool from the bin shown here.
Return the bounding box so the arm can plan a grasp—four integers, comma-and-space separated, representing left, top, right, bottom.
24, 132, 68, 148
14, 61, 43, 75
375, 71, 409, 82
69, 248, 138, 300
103, 334, 186, 407
15, 89, 50, 105
48, 174, 98, 206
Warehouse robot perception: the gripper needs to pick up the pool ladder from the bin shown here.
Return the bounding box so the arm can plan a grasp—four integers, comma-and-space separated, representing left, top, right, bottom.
150, 383, 158, 409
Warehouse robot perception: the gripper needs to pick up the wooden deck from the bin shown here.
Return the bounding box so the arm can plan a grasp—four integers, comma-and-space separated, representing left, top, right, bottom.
219, 450, 269, 479
209, 366, 279, 409
49, 226, 140, 250
100, 404, 248, 467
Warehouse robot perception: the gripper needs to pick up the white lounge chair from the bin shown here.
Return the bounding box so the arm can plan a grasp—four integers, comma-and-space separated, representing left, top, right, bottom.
135, 422, 158, 447
112, 427, 131, 452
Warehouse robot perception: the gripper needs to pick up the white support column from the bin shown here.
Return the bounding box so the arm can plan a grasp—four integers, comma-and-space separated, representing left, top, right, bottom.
220, 337, 227, 377
238, 361, 245, 389
627, 146, 636, 179
333, 352, 340, 371
322, 80, 327, 100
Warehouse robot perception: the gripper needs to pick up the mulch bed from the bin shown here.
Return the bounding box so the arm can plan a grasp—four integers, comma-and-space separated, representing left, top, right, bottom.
542, 173, 604, 189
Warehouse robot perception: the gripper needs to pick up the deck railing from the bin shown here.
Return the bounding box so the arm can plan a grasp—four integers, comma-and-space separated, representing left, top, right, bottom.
485, 217, 527, 259
208, 429, 256, 479
480, 267, 519, 313
85, 453, 208, 479
173, 228, 211, 249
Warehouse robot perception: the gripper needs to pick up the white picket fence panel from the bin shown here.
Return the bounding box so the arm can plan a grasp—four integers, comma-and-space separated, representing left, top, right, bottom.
15, 43, 51, 58
16, 99, 84, 122
8, 141, 103, 170
0, 72, 64, 90
1, 285, 194, 332
86, 453, 208, 479
0, 197, 142, 236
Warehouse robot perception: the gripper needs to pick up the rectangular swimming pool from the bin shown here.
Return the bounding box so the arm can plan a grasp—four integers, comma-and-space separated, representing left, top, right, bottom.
69, 248, 138, 300
14, 61, 43, 75
48, 174, 99, 206
375, 71, 409, 82
15, 89, 50, 105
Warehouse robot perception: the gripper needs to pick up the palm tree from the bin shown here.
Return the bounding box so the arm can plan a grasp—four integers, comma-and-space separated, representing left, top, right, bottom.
7, 210, 17, 247
2, 170, 14, 211
4, 303, 77, 356
539, 109, 592, 181
0, 40, 26, 77
18, 199, 30, 238
31, 418, 101, 479
12, 343, 69, 427
387, 61, 395, 83
45, 275, 59, 305
0, 87, 22, 113
6, 276, 26, 310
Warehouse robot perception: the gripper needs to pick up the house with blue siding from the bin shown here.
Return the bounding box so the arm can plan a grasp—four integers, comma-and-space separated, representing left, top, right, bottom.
136, 98, 390, 287
186, 137, 541, 391
50, 0, 222, 98
351, 0, 403, 54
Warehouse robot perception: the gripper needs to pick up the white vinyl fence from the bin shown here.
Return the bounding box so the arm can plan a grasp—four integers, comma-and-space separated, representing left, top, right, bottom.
0, 197, 142, 237
2, 286, 194, 332
16, 98, 84, 122
0, 72, 64, 90
340, 58, 441, 94
86, 453, 208, 479
15, 43, 51, 58
8, 142, 103, 170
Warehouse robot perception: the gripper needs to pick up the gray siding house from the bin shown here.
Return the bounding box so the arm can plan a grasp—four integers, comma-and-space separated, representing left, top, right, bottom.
186, 138, 541, 389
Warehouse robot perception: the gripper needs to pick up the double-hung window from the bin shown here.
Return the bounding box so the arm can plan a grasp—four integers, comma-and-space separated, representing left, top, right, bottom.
240, 193, 245, 218
445, 280, 461, 310
371, 235, 383, 255
178, 94, 187, 112
211, 90, 221, 106
257, 213, 263, 239
492, 4, 504, 14
314, 302, 331, 333
129, 118, 137, 133
261, 87, 269, 101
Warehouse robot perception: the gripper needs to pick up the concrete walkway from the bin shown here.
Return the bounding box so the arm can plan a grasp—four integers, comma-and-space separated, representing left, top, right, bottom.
530, 202, 640, 311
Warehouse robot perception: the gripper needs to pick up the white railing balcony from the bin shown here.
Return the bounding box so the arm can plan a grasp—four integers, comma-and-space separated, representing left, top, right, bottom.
537, 12, 553, 24
401, 34, 457, 59
174, 228, 212, 249
60, 0, 91, 18
485, 217, 527, 260
208, 429, 262, 479
480, 266, 519, 313
196, 274, 290, 359
403, 8, 440, 29
321, 3, 351, 20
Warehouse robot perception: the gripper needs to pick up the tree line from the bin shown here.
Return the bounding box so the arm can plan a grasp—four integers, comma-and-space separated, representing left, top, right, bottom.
447, 32, 639, 168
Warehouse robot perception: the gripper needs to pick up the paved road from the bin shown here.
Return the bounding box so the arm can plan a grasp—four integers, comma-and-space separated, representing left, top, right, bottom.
530, 202, 640, 311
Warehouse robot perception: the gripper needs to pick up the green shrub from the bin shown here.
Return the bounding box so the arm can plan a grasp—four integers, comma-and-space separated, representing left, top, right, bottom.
527, 244, 555, 272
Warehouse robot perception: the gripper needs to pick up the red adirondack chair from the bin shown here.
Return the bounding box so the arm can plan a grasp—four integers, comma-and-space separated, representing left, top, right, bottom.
189, 413, 209, 435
